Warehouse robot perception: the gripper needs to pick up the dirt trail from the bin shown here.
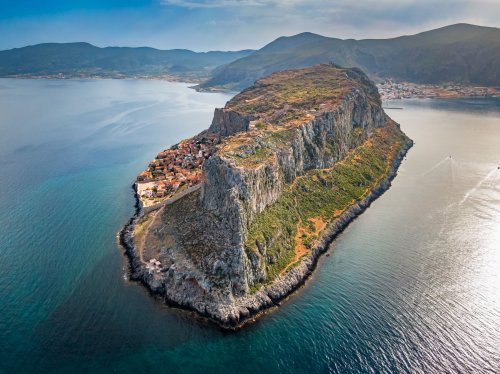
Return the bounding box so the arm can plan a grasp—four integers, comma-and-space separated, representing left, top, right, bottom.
280, 196, 329, 275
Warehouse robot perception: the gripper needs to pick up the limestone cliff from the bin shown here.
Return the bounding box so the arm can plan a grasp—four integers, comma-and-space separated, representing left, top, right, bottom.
121, 64, 412, 328
208, 108, 250, 136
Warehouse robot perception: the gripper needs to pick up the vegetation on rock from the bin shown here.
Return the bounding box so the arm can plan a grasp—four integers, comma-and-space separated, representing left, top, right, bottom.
217, 64, 380, 167
245, 122, 409, 288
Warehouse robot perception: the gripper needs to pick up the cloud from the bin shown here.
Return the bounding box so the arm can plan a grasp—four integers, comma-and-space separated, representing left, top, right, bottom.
163, 0, 499, 9
1, 0, 498, 51
162, 0, 338, 9
162, 0, 269, 8
157, 0, 500, 51
161, 0, 500, 39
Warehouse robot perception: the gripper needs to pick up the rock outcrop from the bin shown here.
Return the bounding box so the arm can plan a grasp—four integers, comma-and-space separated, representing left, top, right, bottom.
208, 108, 250, 136
121, 64, 412, 329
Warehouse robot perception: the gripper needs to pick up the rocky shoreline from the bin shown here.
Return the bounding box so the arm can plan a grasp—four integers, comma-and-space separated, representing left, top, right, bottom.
119, 184, 143, 282
119, 137, 413, 330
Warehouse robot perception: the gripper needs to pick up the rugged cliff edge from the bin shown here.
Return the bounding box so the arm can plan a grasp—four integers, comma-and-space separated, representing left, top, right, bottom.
120, 64, 413, 329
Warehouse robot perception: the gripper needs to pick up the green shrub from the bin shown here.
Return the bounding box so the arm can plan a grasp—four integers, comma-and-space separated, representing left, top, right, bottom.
244, 124, 408, 288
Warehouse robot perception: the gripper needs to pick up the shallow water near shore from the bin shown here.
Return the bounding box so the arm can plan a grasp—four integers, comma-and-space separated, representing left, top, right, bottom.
1, 80, 499, 373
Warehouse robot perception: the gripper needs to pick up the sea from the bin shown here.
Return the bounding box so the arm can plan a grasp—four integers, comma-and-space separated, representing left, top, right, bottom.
0, 78, 499, 373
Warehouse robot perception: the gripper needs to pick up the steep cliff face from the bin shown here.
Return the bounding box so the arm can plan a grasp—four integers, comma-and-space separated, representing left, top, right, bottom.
200, 88, 389, 285
208, 108, 250, 136
127, 64, 412, 328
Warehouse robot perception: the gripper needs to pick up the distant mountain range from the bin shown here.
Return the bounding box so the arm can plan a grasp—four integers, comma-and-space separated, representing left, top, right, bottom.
1, 24, 499, 88
0, 42, 254, 81
198, 23, 500, 90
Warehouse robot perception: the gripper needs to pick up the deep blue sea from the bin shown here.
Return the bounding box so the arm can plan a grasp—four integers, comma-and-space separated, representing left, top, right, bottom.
0, 79, 499, 373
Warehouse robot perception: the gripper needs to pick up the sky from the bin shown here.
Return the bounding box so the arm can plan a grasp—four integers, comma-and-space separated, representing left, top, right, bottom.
0, 0, 499, 51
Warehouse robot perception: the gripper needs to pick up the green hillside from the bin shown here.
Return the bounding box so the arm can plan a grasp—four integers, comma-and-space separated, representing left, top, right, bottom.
0, 42, 254, 80
199, 24, 500, 90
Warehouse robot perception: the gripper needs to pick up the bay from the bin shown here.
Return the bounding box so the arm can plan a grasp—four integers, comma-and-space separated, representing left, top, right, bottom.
0, 80, 499, 373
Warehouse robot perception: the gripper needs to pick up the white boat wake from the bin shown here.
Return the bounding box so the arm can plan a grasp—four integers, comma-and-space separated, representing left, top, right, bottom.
422, 157, 451, 176
459, 168, 498, 205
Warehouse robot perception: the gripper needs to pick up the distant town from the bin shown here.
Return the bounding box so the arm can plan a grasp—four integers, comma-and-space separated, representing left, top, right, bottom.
7, 72, 500, 101
5, 72, 203, 83
135, 132, 220, 206
378, 80, 500, 100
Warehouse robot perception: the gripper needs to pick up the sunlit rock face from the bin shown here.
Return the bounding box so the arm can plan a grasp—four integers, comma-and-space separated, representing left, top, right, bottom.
209, 108, 250, 136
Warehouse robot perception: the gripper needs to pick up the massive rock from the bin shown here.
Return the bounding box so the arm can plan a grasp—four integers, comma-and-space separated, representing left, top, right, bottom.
122, 64, 412, 328
208, 108, 250, 136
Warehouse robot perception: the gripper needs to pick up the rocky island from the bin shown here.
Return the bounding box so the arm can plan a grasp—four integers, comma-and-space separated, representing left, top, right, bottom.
120, 64, 413, 329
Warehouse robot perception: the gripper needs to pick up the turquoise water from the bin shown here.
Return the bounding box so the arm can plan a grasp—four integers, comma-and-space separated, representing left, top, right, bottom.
0, 80, 499, 373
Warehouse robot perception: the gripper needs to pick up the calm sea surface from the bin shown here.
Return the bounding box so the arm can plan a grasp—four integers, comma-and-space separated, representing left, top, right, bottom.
0, 79, 499, 373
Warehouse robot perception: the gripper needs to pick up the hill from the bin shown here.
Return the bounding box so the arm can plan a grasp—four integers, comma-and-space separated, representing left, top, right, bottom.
198, 24, 500, 91
0, 42, 254, 81
122, 64, 413, 328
